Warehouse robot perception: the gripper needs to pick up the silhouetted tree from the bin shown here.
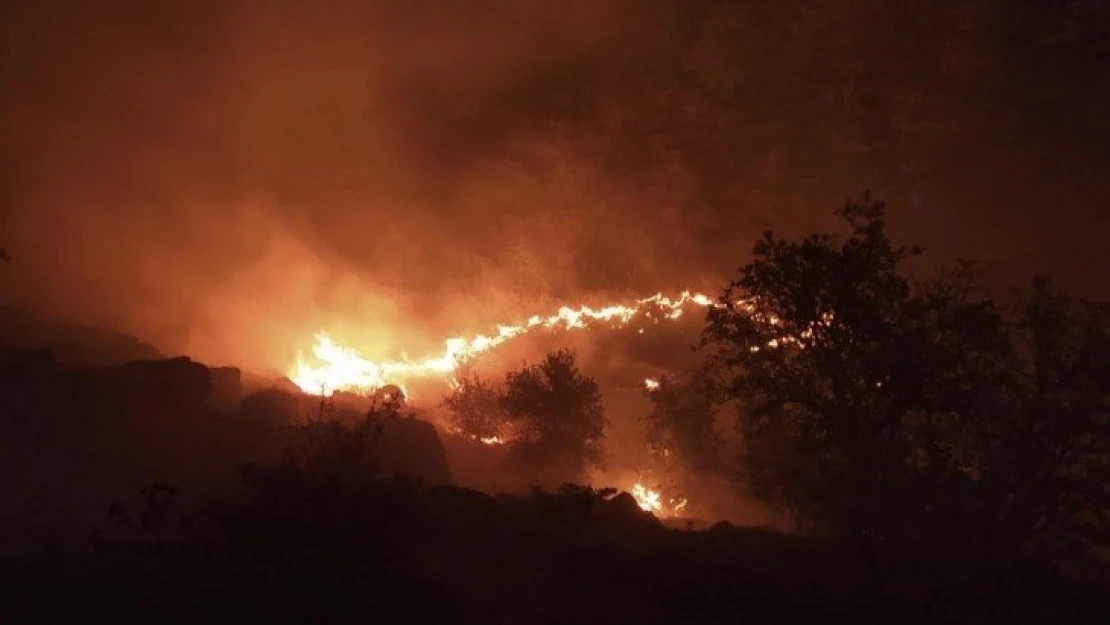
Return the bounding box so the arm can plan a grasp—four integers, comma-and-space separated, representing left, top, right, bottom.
980, 277, 1110, 565
642, 373, 723, 476
443, 369, 509, 441
500, 349, 607, 482
702, 193, 1110, 571
701, 195, 1013, 541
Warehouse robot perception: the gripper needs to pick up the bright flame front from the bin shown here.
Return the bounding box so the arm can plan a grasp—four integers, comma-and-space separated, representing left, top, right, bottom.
631, 482, 688, 517
632, 483, 662, 512
290, 291, 716, 396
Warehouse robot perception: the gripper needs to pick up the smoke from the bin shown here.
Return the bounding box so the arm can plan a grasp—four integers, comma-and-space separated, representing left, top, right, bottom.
2, 0, 1108, 373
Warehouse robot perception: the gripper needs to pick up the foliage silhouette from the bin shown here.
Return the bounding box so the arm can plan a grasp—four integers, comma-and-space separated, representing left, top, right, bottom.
90, 406, 459, 625
702, 193, 1109, 572
442, 367, 507, 441
642, 373, 724, 476
442, 350, 608, 485
499, 349, 608, 483
983, 277, 1110, 568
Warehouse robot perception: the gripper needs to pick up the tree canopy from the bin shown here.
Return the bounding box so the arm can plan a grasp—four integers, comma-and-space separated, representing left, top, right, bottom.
443, 368, 508, 442
642, 373, 722, 476
443, 349, 607, 485
701, 194, 1109, 569
500, 349, 607, 482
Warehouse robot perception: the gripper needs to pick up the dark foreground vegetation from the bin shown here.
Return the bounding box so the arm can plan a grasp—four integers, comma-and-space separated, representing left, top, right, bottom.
700, 196, 1110, 575
2, 196, 1109, 623
7, 441, 1108, 625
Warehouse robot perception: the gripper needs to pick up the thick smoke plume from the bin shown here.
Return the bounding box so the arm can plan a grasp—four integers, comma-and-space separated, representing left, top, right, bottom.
2, 0, 1108, 373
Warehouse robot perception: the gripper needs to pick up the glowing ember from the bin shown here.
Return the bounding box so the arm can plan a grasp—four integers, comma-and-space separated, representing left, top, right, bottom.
445, 426, 511, 446
290, 291, 717, 396
643, 378, 660, 390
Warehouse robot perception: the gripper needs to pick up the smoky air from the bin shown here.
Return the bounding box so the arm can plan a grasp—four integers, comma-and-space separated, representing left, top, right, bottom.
1, 2, 1108, 623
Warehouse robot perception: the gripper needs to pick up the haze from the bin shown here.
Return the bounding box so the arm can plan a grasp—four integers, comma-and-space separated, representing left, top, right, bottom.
2, 0, 1107, 374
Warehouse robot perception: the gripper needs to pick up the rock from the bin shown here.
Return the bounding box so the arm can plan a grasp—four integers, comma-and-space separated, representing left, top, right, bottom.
608, 492, 645, 518
378, 416, 454, 487
0, 308, 163, 366
239, 388, 304, 423
419, 485, 498, 527
208, 366, 242, 409
100, 356, 212, 408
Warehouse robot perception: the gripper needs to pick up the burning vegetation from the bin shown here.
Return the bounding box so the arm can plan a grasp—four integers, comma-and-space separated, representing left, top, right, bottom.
282, 283, 827, 520
3, 0, 1110, 620
289, 291, 715, 396
3, 196, 1110, 624
288, 291, 724, 515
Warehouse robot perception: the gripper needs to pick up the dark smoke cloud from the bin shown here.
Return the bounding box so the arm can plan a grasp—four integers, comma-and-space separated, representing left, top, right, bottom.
2, 0, 1108, 373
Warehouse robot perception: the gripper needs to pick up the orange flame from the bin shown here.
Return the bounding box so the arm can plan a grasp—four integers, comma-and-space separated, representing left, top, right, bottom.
631, 482, 688, 517
290, 291, 716, 396
631, 483, 662, 512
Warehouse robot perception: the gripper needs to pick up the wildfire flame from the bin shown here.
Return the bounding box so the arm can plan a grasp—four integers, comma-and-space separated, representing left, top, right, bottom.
631, 482, 688, 517
632, 483, 662, 512
290, 291, 716, 396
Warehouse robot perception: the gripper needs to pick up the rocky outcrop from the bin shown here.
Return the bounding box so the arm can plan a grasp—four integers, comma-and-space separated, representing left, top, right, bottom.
208, 367, 242, 409
0, 308, 163, 367
239, 387, 305, 423
378, 416, 454, 487
106, 356, 212, 408
0, 352, 251, 416
418, 485, 499, 528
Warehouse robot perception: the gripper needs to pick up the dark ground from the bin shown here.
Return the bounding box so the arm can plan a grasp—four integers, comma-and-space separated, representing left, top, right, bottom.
0, 337, 1107, 624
